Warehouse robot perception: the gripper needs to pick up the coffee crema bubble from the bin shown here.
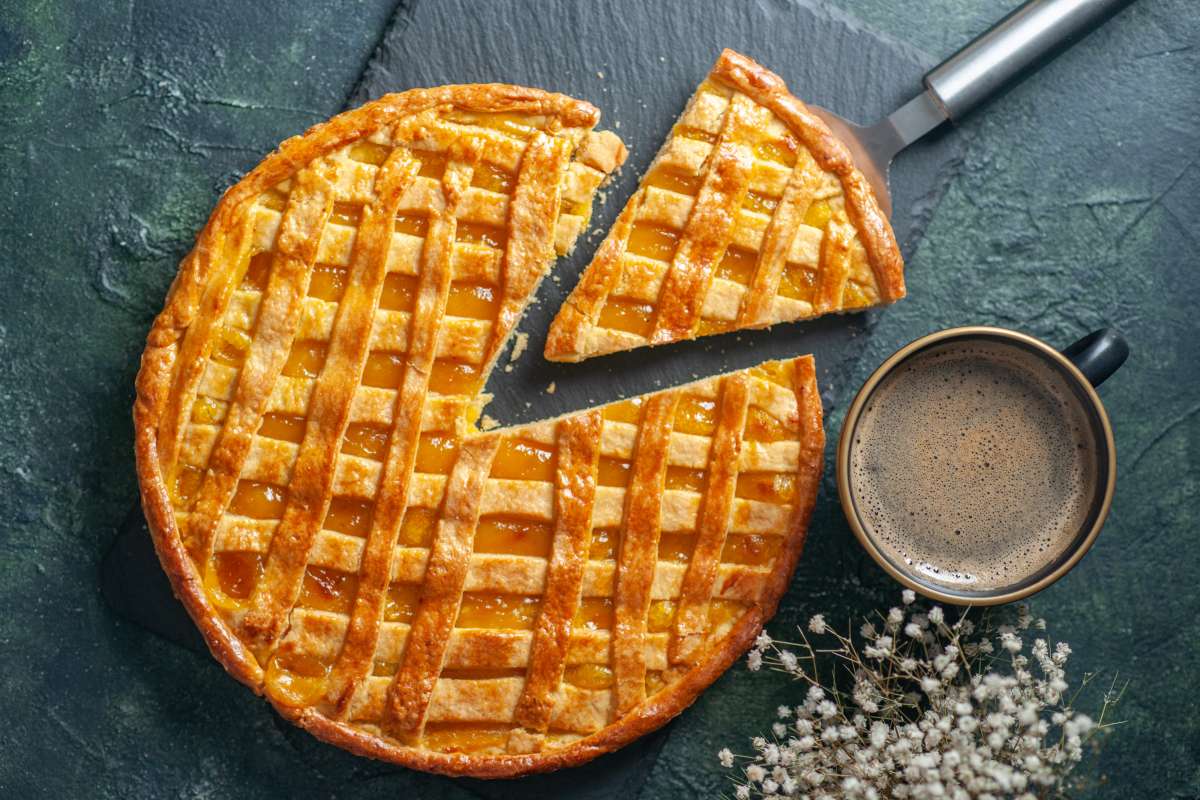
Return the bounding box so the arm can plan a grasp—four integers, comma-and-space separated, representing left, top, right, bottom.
848, 340, 1100, 593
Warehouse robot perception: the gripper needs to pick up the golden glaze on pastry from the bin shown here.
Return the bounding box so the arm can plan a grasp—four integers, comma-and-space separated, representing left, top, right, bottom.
545, 49, 905, 362
134, 83, 824, 778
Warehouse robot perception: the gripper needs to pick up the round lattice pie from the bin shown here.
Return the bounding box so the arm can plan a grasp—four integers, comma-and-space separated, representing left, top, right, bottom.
135, 81, 827, 776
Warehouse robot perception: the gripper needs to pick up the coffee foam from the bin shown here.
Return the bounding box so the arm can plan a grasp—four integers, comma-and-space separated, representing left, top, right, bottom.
849, 340, 1100, 593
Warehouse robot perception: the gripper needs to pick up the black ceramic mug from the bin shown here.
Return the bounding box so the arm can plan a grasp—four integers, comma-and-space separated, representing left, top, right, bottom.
837, 327, 1128, 605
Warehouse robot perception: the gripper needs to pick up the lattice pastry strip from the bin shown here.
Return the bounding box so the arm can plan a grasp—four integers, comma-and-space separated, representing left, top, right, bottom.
544, 49, 906, 362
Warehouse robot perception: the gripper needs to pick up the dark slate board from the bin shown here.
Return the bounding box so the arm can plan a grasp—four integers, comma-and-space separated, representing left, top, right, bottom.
352, 0, 963, 428
103, 1, 962, 797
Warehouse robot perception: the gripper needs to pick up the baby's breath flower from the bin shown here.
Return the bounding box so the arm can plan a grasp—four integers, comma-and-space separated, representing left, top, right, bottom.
902, 589, 916, 604
723, 591, 1122, 800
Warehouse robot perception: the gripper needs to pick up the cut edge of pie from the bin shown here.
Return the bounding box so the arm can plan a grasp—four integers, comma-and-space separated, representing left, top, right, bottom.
133, 82, 824, 778
544, 48, 905, 362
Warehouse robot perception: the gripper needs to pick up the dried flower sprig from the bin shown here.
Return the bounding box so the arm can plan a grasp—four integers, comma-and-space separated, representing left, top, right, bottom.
720, 591, 1124, 800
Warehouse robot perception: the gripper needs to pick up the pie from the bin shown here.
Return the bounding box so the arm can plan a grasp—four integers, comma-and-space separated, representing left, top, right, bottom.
134, 83, 825, 778
544, 49, 905, 362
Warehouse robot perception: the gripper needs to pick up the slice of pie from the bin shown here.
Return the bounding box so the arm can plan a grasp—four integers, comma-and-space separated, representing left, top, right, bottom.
134, 84, 825, 777
544, 49, 905, 362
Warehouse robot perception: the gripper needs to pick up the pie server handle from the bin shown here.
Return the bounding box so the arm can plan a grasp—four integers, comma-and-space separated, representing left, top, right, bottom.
923, 0, 1137, 122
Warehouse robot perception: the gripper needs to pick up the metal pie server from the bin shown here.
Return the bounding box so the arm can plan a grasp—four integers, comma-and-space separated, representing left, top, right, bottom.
811, 0, 1137, 218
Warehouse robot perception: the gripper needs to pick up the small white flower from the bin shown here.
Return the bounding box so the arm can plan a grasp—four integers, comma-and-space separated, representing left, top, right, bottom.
747, 763, 766, 783
780, 650, 800, 673
748, 650, 763, 671
905, 622, 923, 638
773, 722, 787, 738
809, 613, 827, 634
755, 631, 773, 649
777, 705, 792, 718
929, 606, 945, 626
735, 785, 751, 800
902, 589, 916, 605
718, 747, 735, 768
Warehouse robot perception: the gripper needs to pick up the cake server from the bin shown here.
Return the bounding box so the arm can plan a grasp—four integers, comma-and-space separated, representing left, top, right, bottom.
810, 0, 1137, 218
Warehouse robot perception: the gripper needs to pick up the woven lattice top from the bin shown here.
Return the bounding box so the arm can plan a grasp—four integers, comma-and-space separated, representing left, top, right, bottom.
545, 49, 905, 362
135, 83, 824, 778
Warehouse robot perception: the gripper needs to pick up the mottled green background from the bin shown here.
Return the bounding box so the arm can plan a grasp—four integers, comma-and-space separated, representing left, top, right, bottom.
1, 0, 1197, 797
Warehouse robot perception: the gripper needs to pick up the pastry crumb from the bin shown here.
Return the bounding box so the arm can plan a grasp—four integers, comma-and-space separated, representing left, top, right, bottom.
546, 382, 556, 394
480, 415, 499, 431
596, 70, 605, 79
509, 332, 530, 363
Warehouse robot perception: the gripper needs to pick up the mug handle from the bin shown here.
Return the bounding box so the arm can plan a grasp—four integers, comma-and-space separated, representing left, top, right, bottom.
1062, 329, 1129, 387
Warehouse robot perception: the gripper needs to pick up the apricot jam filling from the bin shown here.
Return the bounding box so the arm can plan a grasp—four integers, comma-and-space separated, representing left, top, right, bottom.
644, 167, 702, 197
597, 298, 656, 337
258, 188, 288, 211
446, 282, 499, 320
645, 670, 667, 694
589, 528, 619, 561
754, 136, 799, 168
423, 724, 512, 754
282, 341, 327, 379
673, 124, 718, 144
322, 497, 374, 537
708, 599, 747, 628
471, 162, 515, 195
626, 222, 680, 262
299, 566, 358, 614
602, 397, 644, 424
657, 532, 695, 564
450, 111, 540, 139
573, 597, 613, 630
212, 551, 264, 599
379, 272, 418, 312
743, 190, 780, 216
721, 534, 783, 567
362, 350, 406, 389
172, 465, 203, 509
716, 246, 758, 286
564, 663, 614, 690
804, 199, 833, 229
428, 359, 482, 396
347, 140, 390, 166
413, 150, 448, 179
308, 263, 348, 302
474, 516, 554, 557
230, 480, 288, 519
330, 201, 362, 228
415, 433, 459, 474
673, 395, 716, 436
340, 423, 390, 460
394, 213, 429, 238
490, 438, 556, 482
456, 593, 541, 629
398, 507, 438, 548
744, 406, 790, 442
665, 466, 706, 492
778, 262, 818, 303
597, 457, 632, 487
647, 599, 678, 633
258, 413, 306, 443
456, 221, 508, 251
240, 251, 273, 291
211, 327, 251, 368
384, 583, 421, 623
735, 472, 797, 504
191, 395, 226, 425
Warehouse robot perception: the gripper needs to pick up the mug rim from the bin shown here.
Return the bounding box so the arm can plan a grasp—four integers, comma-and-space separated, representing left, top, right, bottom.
836, 326, 1118, 606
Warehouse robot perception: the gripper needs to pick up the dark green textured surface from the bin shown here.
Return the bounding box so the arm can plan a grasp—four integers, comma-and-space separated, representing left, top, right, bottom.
0, 1, 1197, 798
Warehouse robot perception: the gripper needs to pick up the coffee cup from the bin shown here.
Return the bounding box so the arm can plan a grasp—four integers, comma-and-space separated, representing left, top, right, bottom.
837, 327, 1128, 605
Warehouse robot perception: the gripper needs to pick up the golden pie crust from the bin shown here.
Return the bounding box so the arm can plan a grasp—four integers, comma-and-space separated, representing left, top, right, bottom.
545, 49, 905, 362
134, 83, 825, 777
